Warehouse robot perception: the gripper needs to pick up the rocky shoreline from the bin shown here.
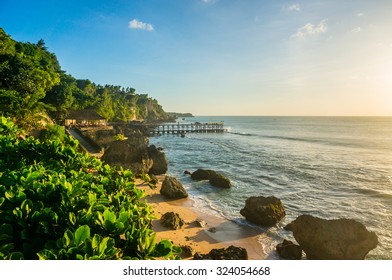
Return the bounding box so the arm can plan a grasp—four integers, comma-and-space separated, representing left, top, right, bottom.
86, 123, 379, 260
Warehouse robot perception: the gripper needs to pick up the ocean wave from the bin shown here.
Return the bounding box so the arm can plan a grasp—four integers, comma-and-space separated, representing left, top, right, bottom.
351, 186, 392, 200
227, 131, 255, 136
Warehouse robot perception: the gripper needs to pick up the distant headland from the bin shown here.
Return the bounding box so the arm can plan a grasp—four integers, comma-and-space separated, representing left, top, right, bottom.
167, 112, 194, 118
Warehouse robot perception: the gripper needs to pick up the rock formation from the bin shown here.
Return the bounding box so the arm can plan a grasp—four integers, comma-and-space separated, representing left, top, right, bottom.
287, 214, 378, 259
160, 176, 188, 199
180, 245, 196, 258
160, 212, 185, 230
147, 145, 168, 175
276, 239, 302, 260
190, 169, 215, 180
209, 173, 231, 188
101, 137, 152, 175
193, 245, 248, 260
190, 168, 231, 188
240, 196, 285, 226
101, 134, 168, 176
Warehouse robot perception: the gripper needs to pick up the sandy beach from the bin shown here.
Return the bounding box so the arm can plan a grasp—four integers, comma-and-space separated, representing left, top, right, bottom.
137, 176, 268, 260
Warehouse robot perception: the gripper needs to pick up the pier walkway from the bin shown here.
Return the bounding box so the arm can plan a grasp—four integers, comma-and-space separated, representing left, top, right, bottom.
151, 122, 225, 135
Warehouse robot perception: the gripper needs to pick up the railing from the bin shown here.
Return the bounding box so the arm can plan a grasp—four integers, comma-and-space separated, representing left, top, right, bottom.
151, 122, 225, 134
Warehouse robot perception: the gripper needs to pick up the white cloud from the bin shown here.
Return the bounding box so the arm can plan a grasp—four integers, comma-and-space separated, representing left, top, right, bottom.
357, 12, 364, 17
286, 4, 301, 11
128, 19, 154, 31
292, 20, 328, 38
352, 27, 361, 33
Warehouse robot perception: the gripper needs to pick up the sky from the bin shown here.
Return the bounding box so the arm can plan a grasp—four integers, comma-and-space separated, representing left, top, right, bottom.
1, 0, 391, 116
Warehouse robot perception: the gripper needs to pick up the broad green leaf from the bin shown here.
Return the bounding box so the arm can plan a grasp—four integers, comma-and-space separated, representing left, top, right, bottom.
97, 212, 104, 225
92, 234, 102, 251
74, 225, 90, 247
64, 181, 72, 192
25, 171, 40, 185
88, 192, 96, 204
154, 240, 173, 257
0, 243, 14, 253
117, 211, 130, 224
146, 233, 156, 254
5, 191, 14, 201
103, 209, 116, 223
9, 252, 24, 260
63, 230, 74, 247
115, 222, 124, 231
66, 247, 78, 256
12, 209, 22, 219
15, 191, 27, 203
99, 237, 109, 254
21, 199, 33, 214
69, 212, 77, 225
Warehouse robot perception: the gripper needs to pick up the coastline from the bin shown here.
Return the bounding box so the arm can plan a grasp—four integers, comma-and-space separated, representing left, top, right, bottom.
137, 176, 268, 260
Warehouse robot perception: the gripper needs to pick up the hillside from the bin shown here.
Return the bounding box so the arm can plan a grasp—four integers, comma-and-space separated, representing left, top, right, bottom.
0, 28, 171, 131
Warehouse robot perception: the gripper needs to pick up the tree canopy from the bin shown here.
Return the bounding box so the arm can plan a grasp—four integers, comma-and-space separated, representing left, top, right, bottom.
0, 28, 170, 130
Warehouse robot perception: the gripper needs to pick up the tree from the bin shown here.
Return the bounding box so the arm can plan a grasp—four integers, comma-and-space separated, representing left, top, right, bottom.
96, 90, 115, 121
0, 29, 60, 130
36, 39, 47, 50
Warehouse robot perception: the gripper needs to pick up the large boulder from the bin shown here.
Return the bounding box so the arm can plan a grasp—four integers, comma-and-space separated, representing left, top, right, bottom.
288, 214, 378, 260
160, 176, 188, 199
147, 145, 168, 175
209, 173, 231, 188
161, 212, 185, 230
240, 196, 285, 227
193, 245, 248, 260
101, 137, 152, 175
276, 239, 302, 260
190, 169, 231, 188
191, 169, 215, 180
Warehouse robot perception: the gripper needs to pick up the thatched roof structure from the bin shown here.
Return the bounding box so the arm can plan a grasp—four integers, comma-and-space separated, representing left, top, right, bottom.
65, 109, 106, 126
66, 109, 105, 120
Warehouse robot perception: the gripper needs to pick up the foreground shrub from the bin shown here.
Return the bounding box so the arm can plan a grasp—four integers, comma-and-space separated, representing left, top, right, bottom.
0, 117, 180, 259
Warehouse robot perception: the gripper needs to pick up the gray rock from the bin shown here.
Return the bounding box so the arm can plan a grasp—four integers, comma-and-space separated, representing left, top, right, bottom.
180, 245, 196, 258
193, 219, 207, 228
101, 137, 152, 175
160, 176, 188, 199
190, 169, 231, 188
147, 145, 168, 175
161, 212, 185, 230
191, 169, 215, 180
290, 214, 378, 260
276, 239, 302, 260
209, 173, 231, 188
193, 245, 248, 260
240, 196, 285, 227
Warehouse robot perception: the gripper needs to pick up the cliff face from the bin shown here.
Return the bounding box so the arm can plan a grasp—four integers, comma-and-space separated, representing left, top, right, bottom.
133, 95, 171, 122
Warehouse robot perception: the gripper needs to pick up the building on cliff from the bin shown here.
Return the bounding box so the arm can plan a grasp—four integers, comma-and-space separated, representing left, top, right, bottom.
65, 109, 107, 127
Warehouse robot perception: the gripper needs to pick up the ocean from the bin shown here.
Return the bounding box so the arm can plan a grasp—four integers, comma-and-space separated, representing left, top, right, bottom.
149, 116, 392, 259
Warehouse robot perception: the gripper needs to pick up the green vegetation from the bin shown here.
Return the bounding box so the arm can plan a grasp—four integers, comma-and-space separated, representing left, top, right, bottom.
0, 28, 179, 260
0, 117, 180, 259
0, 28, 170, 131
167, 112, 194, 118
113, 133, 126, 141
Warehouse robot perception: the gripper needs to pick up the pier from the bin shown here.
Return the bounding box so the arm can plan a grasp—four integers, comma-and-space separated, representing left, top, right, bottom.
151, 122, 225, 135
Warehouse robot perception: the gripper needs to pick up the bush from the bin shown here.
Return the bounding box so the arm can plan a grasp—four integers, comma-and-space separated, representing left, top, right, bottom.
0, 117, 180, 260
39, 124, 66, 142
113, 134, 125, 141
